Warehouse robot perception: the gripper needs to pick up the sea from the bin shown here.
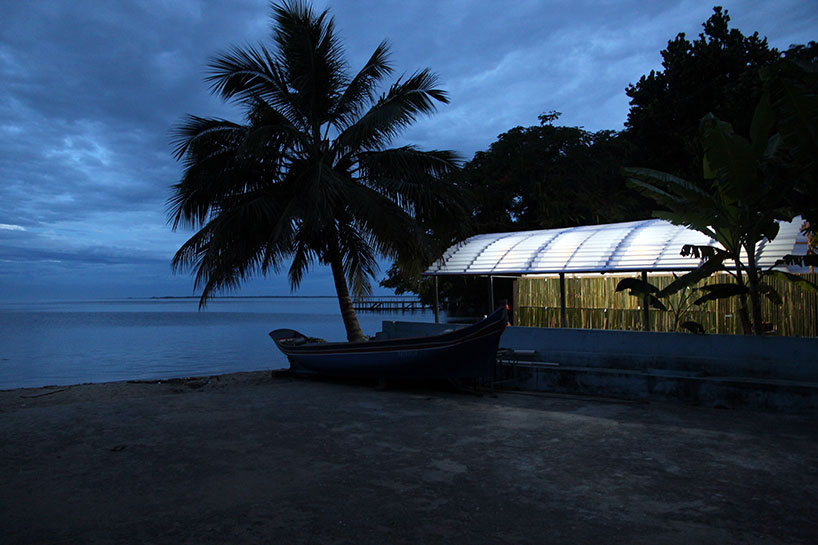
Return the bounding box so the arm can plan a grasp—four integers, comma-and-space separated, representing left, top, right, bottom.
0, 297, 439, 390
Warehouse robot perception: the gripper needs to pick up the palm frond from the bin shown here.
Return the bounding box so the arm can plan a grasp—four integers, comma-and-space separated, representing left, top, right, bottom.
337, 183, 427, 262
171, 220, 253, 309
336, 219, 379, 297
358, 146, 461, 180
260, 198, 298, 275
286, 158, 348, 226
170, 115, 245, 162
171, 185, 296, 307
271, 0, 347, 125
356, 148, 468, 238
168, 120, 248, 230
330, 41, 393, 130
334, 69, 448, 154
241, 98, 307, 155
206, 43, 305, 128
288, 232, 318, 290
169, 129, 288, 232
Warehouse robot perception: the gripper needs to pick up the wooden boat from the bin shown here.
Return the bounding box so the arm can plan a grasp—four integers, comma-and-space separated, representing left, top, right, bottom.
269, 307, 507, 380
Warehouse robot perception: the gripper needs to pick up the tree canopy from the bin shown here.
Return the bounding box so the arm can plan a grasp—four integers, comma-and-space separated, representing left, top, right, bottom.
761, 50, 818, 239
625, 6, 780, 179
463, 112, 649, 234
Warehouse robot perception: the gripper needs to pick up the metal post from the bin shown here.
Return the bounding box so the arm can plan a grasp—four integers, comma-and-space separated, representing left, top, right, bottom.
511, 278, 518, 327
434, 276, 440, 324
488, 276, 494, 313
559, 273, 567, 328
641, 270, 650, 332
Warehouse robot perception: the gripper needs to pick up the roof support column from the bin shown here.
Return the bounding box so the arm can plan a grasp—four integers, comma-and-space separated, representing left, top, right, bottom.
434, 276, 439, 324
559, 273, 567, 328
642, 270, 650, 332
488, 275, 494, 314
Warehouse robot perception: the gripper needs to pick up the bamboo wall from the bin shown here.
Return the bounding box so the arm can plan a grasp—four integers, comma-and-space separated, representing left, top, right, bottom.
516, 273, 818, 337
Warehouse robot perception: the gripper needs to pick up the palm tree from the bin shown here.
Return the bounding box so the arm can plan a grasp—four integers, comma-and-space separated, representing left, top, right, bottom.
168, 1, 464, 342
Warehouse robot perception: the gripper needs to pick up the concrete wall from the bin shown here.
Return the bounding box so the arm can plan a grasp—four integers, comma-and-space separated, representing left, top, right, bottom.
379, 321, 817, 379
377, 320, 818, 410
499, 326, 818, 382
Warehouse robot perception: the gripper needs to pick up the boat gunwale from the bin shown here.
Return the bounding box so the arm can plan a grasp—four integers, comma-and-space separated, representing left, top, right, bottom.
276, 321, 505, 356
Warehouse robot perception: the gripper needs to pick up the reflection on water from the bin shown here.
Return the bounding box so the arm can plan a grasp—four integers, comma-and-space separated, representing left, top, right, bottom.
0, 297, 437, 389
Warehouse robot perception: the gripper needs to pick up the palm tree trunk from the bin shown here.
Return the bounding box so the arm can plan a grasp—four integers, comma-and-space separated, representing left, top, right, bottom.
327, 242, 366, 343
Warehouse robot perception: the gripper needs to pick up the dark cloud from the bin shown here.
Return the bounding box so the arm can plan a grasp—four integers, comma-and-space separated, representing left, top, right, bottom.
0, 234, 166, 266
1, 0, 815, 300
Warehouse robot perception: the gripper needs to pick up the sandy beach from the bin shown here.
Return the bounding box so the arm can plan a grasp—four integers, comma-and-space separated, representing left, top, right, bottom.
1, 371, 817, 544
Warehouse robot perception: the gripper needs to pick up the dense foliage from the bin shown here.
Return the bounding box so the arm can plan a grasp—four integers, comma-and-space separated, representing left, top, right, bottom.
463, 112, 649, 233
761, 52, 818, 239
624, 6, 780, 179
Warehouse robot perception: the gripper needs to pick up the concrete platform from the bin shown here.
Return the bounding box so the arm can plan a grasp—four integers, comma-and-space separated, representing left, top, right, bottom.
379, 321, 818, 410
1, 372, 817, 544
496, 361, 818, 411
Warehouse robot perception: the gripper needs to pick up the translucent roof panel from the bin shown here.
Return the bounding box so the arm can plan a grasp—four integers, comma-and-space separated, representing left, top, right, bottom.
425, 218, 807, 276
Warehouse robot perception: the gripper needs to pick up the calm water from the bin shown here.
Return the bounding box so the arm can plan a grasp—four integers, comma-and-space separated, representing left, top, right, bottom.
0, 297, 437, 390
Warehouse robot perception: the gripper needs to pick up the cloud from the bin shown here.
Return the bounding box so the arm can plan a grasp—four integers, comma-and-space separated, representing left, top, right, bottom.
1, 0, 816, 300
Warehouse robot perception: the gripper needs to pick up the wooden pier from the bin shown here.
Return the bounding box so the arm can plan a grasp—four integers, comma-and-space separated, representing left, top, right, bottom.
352, 296, 429, 312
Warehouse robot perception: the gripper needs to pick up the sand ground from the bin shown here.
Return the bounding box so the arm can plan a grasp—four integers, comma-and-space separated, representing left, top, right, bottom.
1, 371, 817, 544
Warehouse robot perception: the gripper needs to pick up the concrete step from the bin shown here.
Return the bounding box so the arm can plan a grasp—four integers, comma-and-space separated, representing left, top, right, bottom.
495, 362, 818, 412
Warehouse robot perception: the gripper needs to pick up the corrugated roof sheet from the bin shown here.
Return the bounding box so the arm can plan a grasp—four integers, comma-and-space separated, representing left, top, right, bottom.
425, 217, 808, 276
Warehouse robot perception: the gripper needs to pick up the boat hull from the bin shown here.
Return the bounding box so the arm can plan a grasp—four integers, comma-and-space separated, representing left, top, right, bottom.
270, 308, 506, 380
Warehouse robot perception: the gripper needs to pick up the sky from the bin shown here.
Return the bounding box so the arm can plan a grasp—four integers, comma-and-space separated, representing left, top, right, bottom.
1, 0, 816, 302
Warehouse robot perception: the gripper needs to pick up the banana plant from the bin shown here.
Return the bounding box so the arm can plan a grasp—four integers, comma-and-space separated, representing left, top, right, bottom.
615, 275, 703, 333
625, 101, 794, 334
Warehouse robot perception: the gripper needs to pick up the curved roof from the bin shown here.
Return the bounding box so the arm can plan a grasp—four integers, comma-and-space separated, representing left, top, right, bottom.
425, 217, 808, 276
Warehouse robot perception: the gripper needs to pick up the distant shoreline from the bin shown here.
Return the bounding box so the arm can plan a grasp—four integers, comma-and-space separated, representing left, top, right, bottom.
0, 295, 337, 305
146, 295, 337, 300
0, 294, 417, 305
147, 294, 418, 300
